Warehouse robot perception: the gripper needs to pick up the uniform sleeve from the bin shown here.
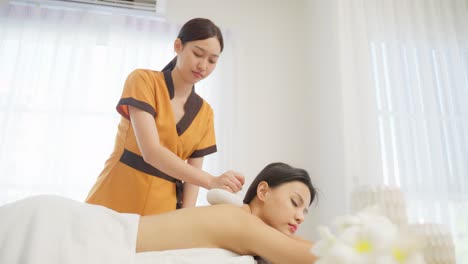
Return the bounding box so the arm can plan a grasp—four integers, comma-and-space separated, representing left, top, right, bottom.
116, 69, 157, 120
190, 108, 217, 158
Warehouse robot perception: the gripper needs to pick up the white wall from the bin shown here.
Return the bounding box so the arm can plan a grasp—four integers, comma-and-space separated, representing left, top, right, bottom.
166, 0, 313, 174
164, 0, 348, 239
302, 0, 348, 238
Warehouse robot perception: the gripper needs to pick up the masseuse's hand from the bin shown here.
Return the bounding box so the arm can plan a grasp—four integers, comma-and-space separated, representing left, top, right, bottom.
209, 170, 245, 193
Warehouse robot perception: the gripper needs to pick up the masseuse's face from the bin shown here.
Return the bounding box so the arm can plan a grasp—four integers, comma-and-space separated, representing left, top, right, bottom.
258, 181, 311, 236
174, 37, 221, 84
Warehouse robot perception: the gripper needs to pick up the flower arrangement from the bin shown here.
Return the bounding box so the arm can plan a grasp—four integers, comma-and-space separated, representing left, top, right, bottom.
311, 206, 426, 264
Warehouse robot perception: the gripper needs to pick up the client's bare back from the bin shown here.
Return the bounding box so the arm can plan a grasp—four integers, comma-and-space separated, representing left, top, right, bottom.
136, 204, 317, 264
136, 204, 254, 254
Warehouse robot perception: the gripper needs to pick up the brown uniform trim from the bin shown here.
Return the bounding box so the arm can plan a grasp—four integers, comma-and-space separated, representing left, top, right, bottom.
117, 97, 156, 119
163, 70, 175, 99
175, 180, 183, 209
190, 145, 217, 158
177, 90, 203, 136
163, 70, 204, 136
119, 149, 183, 209
119, 149, 176, 182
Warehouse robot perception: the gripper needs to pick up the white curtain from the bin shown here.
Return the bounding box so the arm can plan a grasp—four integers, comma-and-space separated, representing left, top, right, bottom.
336, 0, 468, 262
0, 2, 235, 206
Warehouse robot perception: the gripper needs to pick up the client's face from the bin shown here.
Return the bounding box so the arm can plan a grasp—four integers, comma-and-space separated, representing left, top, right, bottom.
260, 181, 311, 236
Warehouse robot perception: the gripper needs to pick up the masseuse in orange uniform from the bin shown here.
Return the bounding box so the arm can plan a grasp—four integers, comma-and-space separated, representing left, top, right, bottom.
86, 18, 245, 215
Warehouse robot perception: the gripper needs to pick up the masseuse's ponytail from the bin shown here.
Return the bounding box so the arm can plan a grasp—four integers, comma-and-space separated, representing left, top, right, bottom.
162, 56, 177, 71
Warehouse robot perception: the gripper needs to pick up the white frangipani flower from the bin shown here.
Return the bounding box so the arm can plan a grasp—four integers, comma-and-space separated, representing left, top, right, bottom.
377, 252, 425, 264
310, 206, 425, 264
377, 231, 426, 264
311, 226, 336, 257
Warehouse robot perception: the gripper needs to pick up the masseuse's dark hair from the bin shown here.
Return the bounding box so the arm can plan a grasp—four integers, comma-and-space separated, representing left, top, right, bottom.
243, 162, 317, 205
162, 18, 224, 71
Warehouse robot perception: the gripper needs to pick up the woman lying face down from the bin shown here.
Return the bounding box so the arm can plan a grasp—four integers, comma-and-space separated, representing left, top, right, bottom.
137, 162, 318, 263
0, 162, 317, 264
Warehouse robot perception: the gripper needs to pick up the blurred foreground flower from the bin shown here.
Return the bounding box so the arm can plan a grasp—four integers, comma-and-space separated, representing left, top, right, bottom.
311, 207, 426, 264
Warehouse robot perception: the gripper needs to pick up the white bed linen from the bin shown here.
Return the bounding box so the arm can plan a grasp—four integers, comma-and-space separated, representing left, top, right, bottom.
0, 195, 139, 264
136, 248, 257, 264
0, 195, 257, 264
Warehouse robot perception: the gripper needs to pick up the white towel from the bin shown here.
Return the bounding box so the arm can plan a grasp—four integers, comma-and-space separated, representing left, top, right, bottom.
0, 195, 257, 264
0, 195, 139, 264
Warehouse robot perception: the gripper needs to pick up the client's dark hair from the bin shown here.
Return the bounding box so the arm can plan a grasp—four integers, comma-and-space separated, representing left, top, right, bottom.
243, 162, 317, 205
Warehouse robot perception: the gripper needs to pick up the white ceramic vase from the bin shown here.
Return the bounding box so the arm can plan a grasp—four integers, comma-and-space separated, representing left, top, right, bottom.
350, 185, 408, 227
405, 223, 456, 264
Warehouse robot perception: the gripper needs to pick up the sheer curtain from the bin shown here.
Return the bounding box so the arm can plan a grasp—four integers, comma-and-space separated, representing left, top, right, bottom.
0, 2, 235, 206
336, 0, 468, 262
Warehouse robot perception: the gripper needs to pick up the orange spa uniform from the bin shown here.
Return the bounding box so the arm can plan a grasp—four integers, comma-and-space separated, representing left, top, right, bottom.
86, 69, 217, 215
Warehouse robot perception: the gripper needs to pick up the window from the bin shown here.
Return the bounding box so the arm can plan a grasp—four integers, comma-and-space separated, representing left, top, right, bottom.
0, 2, 235, 206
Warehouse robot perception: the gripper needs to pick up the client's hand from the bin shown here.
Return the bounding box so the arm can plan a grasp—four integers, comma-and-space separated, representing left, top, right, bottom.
209, 170, 245, 193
